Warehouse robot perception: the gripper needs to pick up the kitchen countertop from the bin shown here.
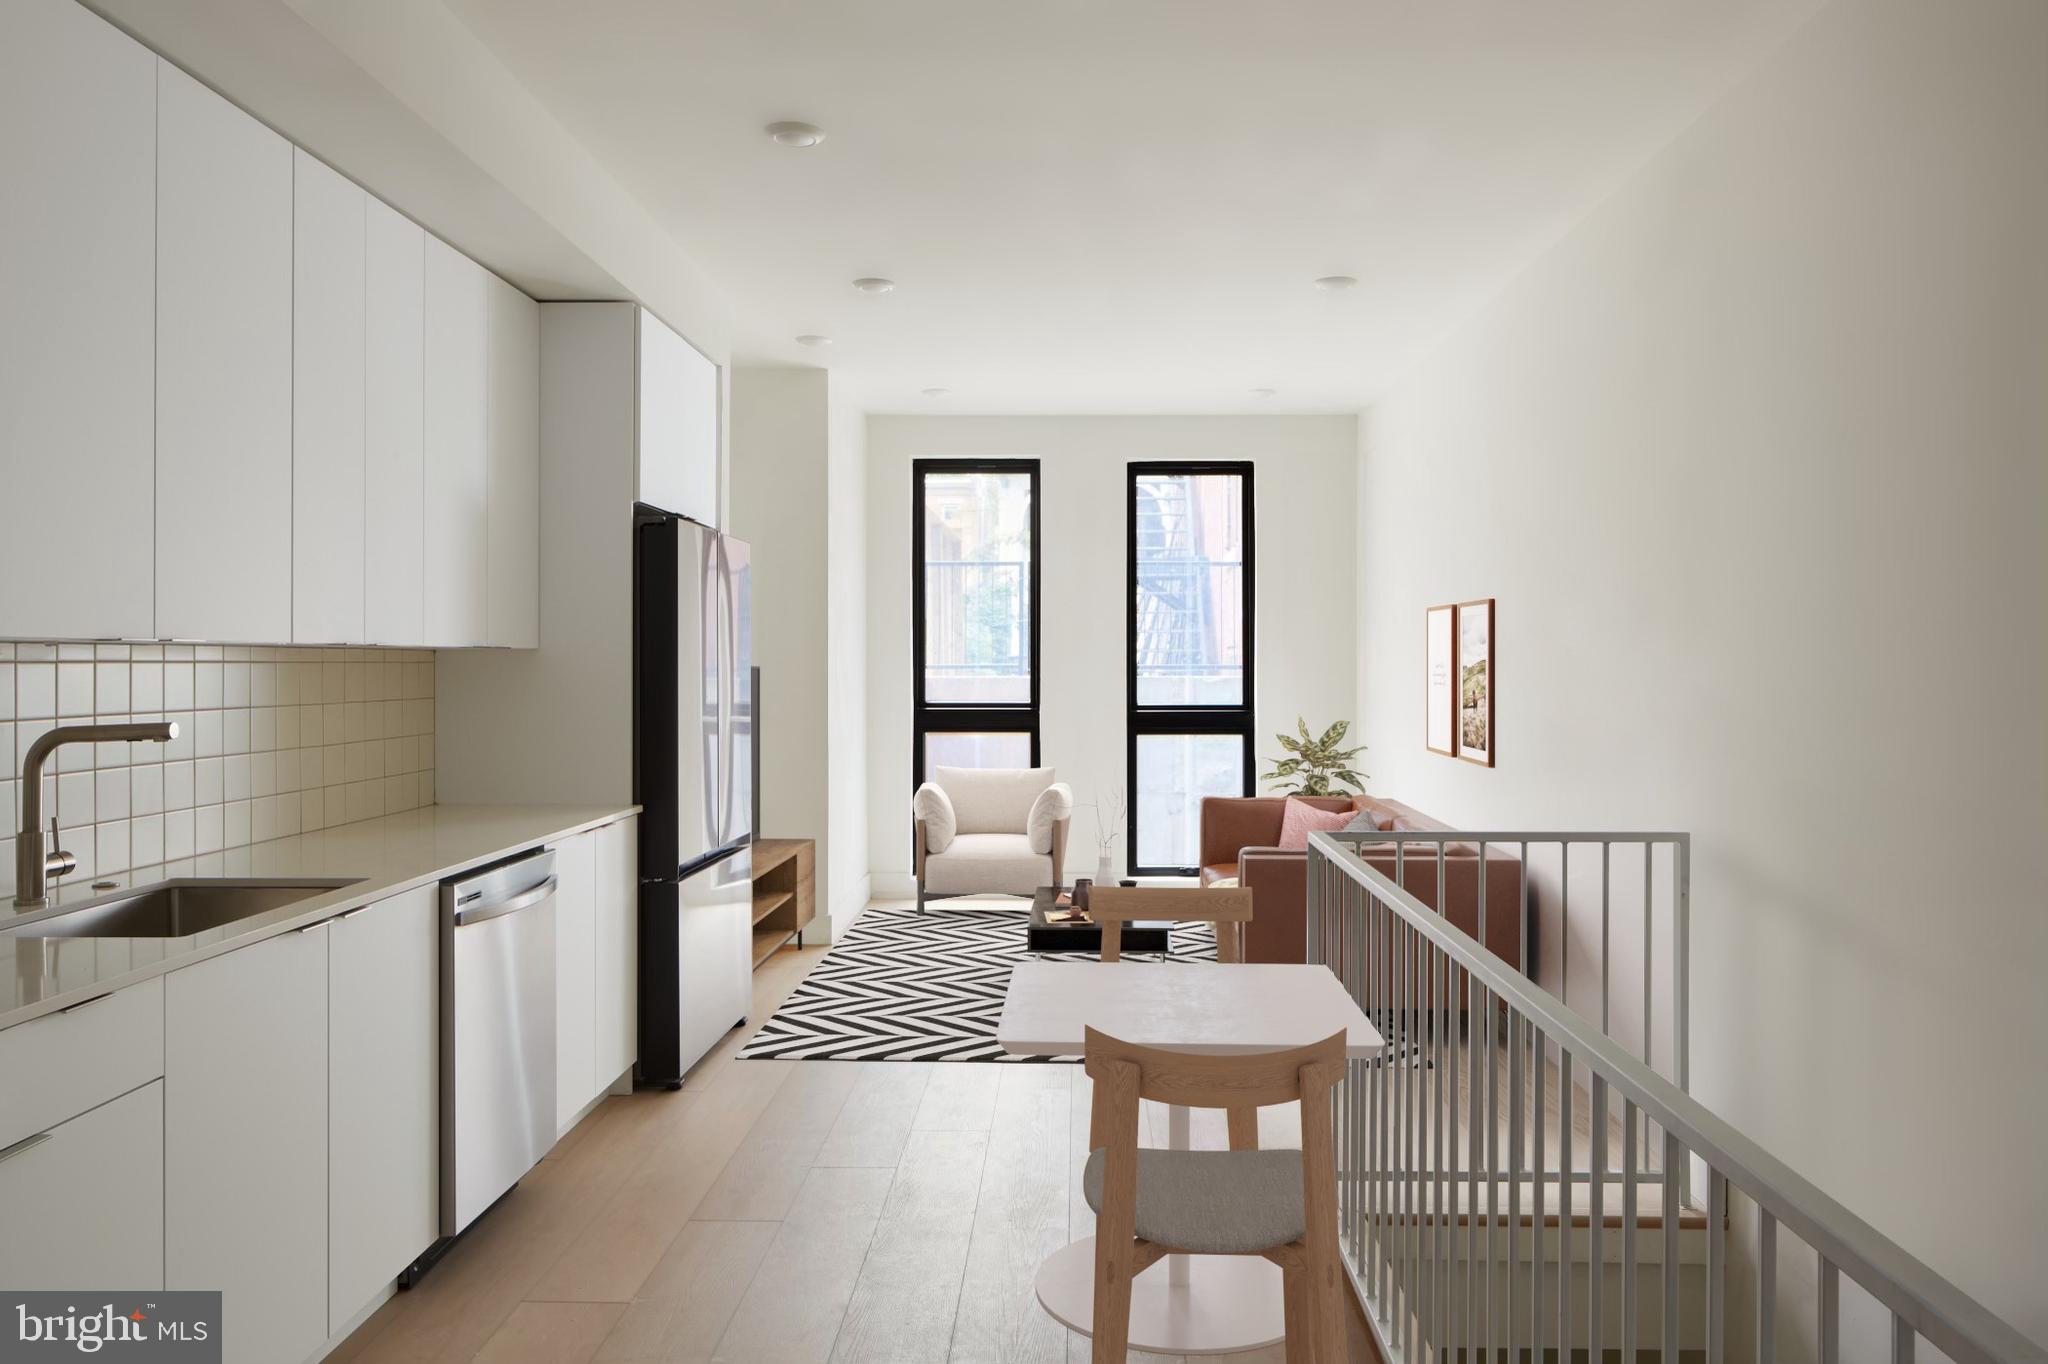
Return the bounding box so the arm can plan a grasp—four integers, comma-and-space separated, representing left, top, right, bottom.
0, 803, 638, 1031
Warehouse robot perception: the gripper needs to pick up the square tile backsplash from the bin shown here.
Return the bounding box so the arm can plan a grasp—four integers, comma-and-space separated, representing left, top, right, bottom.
0, 642, 434, 896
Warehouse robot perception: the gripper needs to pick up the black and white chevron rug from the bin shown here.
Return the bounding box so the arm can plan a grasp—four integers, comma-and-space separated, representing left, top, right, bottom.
737, 903, 1217, 1062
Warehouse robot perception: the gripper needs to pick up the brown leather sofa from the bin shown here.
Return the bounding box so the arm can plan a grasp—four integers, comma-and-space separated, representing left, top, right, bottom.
1198, 794, 1528, 975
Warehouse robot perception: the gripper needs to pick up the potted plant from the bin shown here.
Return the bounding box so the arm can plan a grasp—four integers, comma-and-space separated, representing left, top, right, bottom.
1262, 719, 1367, 796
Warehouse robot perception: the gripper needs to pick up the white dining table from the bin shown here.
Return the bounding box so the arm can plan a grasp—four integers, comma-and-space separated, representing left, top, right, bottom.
996, 960, 1384, 1355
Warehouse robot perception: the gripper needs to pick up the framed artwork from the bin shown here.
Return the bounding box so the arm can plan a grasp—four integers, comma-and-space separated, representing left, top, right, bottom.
1456, 598, 1494, 767
1425, 604, 1456, 756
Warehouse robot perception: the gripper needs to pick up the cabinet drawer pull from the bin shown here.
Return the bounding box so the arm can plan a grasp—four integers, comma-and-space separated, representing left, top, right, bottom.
0, 1131, 52, 1167
336, 906, 368, 921
57, 992, 113, 1015
296, 920, 329, 934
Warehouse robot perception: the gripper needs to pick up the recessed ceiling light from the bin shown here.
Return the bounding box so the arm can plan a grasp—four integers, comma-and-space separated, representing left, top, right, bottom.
795, 334, 832, 347
921, 387, 951, 398
852, 277, 895, 294
766, 121, 825, 148
1314, 275, 1359, 293
1249, 387, 1277, 399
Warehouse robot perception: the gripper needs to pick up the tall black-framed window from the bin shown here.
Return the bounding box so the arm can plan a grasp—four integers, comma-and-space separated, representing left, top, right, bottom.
1127, 462, 1254, 875
912, 459, 1041, 786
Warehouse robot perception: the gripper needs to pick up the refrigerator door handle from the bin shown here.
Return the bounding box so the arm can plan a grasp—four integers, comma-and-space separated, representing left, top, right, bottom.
716, 535, 737, 846
698, 528, 722, 860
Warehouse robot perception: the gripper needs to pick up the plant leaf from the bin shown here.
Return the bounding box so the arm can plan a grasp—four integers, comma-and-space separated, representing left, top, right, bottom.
1319, 720, 1348, 749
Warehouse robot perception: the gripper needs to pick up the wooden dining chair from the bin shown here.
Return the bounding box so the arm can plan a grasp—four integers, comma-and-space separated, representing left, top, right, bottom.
1087, 885, 1262, 1148
1082, 1025, 1347, 1364
1087, 885, 1253, 963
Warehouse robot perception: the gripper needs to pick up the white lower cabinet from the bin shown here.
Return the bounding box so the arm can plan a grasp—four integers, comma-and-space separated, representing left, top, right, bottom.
0, 830, 608, 1360
594, 816, 639, 1083
556, 819, 639, 1130
554, 829, 597, 1131
166, 926, 328, 1364
329, 885, 438, 1334
0, 1079, 163, 1290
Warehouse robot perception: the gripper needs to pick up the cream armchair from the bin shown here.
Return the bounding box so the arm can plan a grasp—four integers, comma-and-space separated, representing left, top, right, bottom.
913, 766, 1072, 912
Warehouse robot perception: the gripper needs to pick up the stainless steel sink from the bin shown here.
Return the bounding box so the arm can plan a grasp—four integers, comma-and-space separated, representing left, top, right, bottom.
7, 878, 361, 938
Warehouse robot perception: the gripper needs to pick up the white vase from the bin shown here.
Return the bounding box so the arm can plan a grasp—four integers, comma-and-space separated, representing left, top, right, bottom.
1095, 853, 1116, 886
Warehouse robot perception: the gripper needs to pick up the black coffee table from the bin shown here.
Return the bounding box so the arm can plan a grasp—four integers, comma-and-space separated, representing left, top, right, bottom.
1027, 886, 1172, 954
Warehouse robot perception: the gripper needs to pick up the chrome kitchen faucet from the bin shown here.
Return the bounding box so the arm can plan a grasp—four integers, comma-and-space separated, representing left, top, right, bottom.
13, 721, 177, 907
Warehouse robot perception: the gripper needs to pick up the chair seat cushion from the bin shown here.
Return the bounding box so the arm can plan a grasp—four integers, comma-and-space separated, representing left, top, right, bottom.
1083, 1147, 1305, 1255
1198, 862, 1238, 886
923, 833, 1046, 896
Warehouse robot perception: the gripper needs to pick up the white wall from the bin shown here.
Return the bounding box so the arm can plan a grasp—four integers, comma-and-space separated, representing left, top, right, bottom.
730, 367, 830, 900
1356, 0, 2048, 1353
730, 366, 868, 939
826, 382, 870, 929
867, 415, 1359, 890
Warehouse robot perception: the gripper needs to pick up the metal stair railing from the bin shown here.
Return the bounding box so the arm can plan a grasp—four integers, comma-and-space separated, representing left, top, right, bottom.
1308, 828, 2043, 1364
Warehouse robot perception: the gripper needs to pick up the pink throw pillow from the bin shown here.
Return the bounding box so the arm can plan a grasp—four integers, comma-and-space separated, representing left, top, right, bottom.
1277, 798, 1355, 850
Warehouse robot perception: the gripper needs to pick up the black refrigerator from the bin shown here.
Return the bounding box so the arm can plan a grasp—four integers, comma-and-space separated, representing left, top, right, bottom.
633, 505, 753, 1087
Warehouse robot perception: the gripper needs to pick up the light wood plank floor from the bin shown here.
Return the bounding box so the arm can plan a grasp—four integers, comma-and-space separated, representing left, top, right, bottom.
330, 903, 1385, 1364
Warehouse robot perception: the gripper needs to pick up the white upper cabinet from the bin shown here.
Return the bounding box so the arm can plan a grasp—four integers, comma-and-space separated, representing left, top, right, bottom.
424, 237, 490, 646
156, 61, 294, 644
0, 0, 156, 640
364, 198, 427, 647
4, 5, 545, 649
636, 309, 720, 527
293, 150, 368, 645
487, 275, 541, 648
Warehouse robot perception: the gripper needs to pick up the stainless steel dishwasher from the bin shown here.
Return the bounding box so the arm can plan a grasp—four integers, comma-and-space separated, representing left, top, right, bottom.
440, 847, 558, 1237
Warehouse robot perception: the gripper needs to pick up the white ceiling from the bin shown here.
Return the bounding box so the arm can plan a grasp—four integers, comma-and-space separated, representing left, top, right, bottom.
441, 0, 1817, 413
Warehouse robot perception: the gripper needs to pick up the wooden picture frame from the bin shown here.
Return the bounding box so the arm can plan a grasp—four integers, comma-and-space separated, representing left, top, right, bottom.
1425, 603, 1457, 757
1455, 598, 1494, 767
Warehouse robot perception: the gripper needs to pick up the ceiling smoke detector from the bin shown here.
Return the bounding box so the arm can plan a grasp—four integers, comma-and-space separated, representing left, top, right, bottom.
852, 277, 895, 294
1249, 387, 1278, 399
795, 334, 832, 347
766, 121, 825, 148
1314, 275, 1359, 293
921, 387, 951, 398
